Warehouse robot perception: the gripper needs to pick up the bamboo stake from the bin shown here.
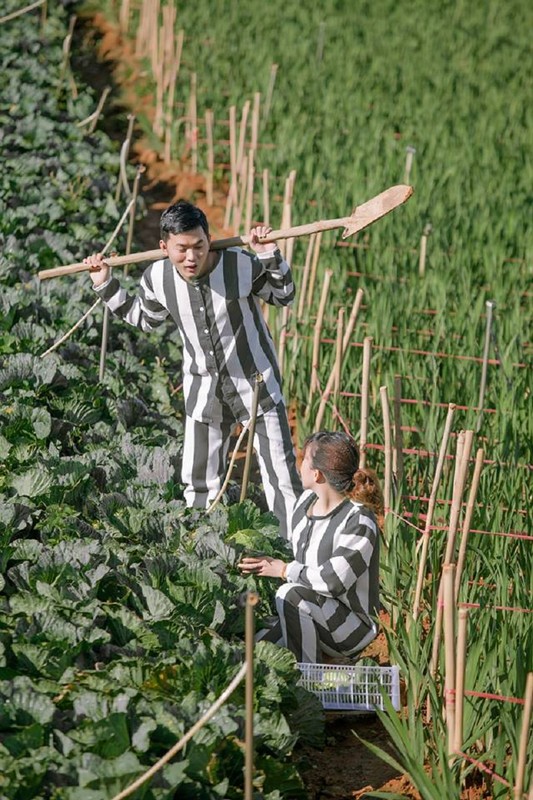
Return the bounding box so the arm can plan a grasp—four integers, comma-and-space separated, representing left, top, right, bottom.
452, 430, 466, 501
262, 63, 278, 126
119, 0, 130, 34
404, 145, 416, 184
124, 166, 144, 276
189, 72, 198, 173
76, 86, 111, 132
454, 607, 468, 754
245, 592, 259, 800
278, 171, 296, 260
0, 0, 45, 24
306, 230, 323, 310
224, 106, 238, 229
234, 151, 248, 235
277, 306, 290, 377
429, 431, 474, 685
205, 109, 214, 206
454, 448, 484, 602
236, 100, 251, 177
333, 309, 344, 415
418, 223, 432, 277
445, 430, 473, 565
240, 375, 263, 503
207, 420, 251, 512
297, 234, 316, 320
442, 564, 456, 759
359, 336, 373, 469
98, 305, 111, 382
164, 29, 183, 162
392, 375, 404, 490
308, 268, 332, 403
475, 300, 496, 433
115, 114, 135, 203
341, 288, 364, 357
58, 15, 77, 99
153, 24, 165, 139
514, 673, 533, 800
244, 149, 255, 233
412, 403, 456, 621
110, 663, 247, 800
262, 168, 270, 227
313, 288, 364, 432
100, 167, 142, 380
380, 385, 393, 513
251, 92, 260, 152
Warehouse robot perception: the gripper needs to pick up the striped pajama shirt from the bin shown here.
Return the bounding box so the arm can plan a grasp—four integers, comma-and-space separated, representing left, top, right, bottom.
93, 246, 302, 536
261, 490, 380, 662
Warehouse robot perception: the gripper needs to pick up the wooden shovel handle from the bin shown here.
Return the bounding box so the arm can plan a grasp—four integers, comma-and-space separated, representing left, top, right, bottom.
38, 184, 413, 280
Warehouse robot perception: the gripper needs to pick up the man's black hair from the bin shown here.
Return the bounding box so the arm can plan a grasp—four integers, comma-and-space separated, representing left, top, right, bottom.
160, 201, 210, 241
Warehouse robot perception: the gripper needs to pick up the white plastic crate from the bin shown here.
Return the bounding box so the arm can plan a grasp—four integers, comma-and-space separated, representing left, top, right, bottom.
297, 662, 401, 712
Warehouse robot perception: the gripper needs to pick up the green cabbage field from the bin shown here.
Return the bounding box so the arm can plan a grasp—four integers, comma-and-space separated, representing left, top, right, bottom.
1, 0, 531, 798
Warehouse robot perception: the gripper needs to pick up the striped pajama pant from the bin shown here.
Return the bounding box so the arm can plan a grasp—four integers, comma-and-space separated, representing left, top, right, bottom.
260, 583, 378, 663
181, 400, 302, 539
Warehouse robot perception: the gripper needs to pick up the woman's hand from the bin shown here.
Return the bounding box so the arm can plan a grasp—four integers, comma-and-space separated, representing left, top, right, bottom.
83, 253, 111, 287
238, 555, 287, 579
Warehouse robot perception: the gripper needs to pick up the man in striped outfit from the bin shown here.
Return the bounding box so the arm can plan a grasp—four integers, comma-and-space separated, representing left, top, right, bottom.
84, 201, 302, 537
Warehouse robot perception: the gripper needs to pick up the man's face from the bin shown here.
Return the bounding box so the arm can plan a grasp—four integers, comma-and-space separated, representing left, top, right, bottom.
160, 226, 211, 282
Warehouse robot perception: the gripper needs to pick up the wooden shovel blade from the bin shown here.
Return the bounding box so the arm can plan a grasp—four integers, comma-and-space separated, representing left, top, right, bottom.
341, 184, 413, 239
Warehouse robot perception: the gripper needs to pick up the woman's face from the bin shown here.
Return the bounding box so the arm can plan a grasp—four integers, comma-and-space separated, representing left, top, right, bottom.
299, 447, 318, 491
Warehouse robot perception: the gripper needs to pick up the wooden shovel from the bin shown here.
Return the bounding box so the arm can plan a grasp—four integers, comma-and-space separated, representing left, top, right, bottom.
38, 184, 413, 280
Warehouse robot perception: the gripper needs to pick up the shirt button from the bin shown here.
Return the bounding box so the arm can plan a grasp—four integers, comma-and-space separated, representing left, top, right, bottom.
195, 286, 200, 291
199, 306, 204, 311
204, 328, 209, 334
209, 351, 214, 355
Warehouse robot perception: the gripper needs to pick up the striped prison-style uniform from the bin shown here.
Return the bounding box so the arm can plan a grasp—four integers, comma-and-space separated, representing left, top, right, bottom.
260, 490, 380, 662
93, 246, 302, 537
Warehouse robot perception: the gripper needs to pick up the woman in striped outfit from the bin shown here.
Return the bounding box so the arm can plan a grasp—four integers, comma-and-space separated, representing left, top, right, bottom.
239, 431, 382, 663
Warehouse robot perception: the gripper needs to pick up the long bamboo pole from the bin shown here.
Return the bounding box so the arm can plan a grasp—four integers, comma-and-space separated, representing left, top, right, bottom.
393, 375, 404, 490
262, 168, 270, 227
475, 300, 496, 433
380, 385, 393, 514
313, 288, 364, 431
425, 430, 472, 725
454, 607, 468, 754
305, 230, 323, 310
262, 63, 278, 126
240, 374, 262, 503
454, 447, 484, 602
205, 109, 214, 206
333, 309, 344, 415
429, 431, 474, 689
245, 592, 259, 800
514, 673, 533, 800
411, 402, 456, 621
359, 336, 373, 469
297, 234, 316, 321
308, 268, 332, 402
442, 564, 456, 760
244, 148, 255, 233
224, 106, 238, 229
